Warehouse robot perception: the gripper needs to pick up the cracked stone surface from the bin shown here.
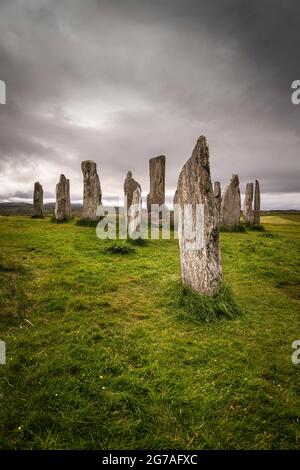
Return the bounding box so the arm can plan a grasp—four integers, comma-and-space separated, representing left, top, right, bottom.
147, 155, 165, 212
220, 174, 241, 228
33, 181, 43, 217
254, 179, 261, 226
81, 160, 102, 221
174, 136, 222, 295
55, 174, 72, 221
243, 182, 254, 225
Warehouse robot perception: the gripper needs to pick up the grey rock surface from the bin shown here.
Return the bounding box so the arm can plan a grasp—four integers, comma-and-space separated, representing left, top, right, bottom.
174, 136, 222, 295
254, 179, 261, 226
214, 181, 222, 221
243, 182, 254, 225
33, 181, 43, 217
55, 174, 72, 221
220, 174, 241, 228
81, 160, 102, 221
147, 155, 165, 212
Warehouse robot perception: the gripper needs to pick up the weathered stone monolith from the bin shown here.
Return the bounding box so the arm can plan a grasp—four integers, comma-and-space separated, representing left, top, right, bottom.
147, 155, 165, 213
128, 185, 142, 239
55, 174, 72, 221
220, 174, 241, 228
124, 171, 142, 236
243, 183, 254, 225
214, 181, 221, 220
33, 181, 43, 218
253, 179, 261, 226
124, 171, 141, 210
66, 178, 72, 219
174, 136, 222, 296
81, 160, 102, 221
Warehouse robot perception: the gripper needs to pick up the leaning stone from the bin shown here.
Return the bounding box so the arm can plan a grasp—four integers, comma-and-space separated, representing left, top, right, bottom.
147, 155, 165, 213
174, 136, 222, 295
220, 174, 241, 228
81, 160, 102, 221
55, 174, 71, 221
243, 183, 254, 225
33, 181, 43, 218
253, 179, 261, 226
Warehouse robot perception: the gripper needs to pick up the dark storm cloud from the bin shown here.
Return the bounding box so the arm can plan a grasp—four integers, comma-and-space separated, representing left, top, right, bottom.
0, 0, 299, 208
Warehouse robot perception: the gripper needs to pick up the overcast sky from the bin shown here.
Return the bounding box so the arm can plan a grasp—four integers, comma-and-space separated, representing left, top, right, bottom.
0, 0, 299, 209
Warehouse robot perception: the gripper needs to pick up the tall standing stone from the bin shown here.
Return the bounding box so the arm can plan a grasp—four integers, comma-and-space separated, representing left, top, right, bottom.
174, 136, 222, 295
124, 171, 141, 210
214, 181, 222, 220
66, 178, 72, 219
55, 174, 72, 221
147, 155, 165, 213
33, 181, 43, 218
124, 171, 142, 237
220, 174, 241, 228
243, 183, 254, 225
81, 160, 102, 221
253, 179, 261, 226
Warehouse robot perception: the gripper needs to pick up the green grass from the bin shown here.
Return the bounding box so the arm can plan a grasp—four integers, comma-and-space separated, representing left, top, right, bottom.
0, 214, 300, 449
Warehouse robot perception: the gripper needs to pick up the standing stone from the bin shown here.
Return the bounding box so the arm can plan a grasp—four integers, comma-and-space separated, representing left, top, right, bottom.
66, 178, 72, 219
147, 155, 165, 212
81, 160, 102, 221
124, 171, 141, 210
174, 136, 222, 295
253, 179, 261, 226
214, 181, 222, 220
243, 183, 254, 225
33, 181, 43, 218
128, 186, 142, 238
220, 174, 241, 228
124, 171, 142, 237
55, 174, 72, 221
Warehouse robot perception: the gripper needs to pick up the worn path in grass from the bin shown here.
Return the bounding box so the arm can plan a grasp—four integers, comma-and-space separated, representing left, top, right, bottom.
0, 215, 299, 449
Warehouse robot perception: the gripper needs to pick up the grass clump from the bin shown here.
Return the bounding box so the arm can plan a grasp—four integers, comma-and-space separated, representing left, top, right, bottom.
50, 216, 71, 224
168, 282, 240, 323
75, 218, 103, 227
249, 224, 265, 231
129, 237, 148, 246
104, 241, 135, 254
220, 223, 246, 233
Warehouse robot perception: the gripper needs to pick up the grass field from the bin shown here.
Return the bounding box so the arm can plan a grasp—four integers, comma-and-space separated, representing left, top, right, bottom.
0, 214, 300, 449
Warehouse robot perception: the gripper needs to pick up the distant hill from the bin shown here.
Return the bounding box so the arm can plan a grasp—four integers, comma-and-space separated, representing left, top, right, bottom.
0, 202, 83, 216
0, 203, 299, 217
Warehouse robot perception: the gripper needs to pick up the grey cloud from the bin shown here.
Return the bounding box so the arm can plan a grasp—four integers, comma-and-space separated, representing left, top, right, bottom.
0, 0, 299, 209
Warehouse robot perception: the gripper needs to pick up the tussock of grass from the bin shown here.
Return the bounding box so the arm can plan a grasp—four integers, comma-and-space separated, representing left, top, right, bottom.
129, 237, 148, 246
75, 218, 102, 227
50, 216, 70, 224
220, 223, 246, 233
31, 215, 44, 219
104, 241, 135, 254
249, 224, 265, 231
167, 282, 240, 323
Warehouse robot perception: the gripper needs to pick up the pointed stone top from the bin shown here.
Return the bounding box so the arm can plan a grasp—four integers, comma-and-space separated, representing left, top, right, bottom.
230, 174, 239, 186
197, 135, 207, 143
